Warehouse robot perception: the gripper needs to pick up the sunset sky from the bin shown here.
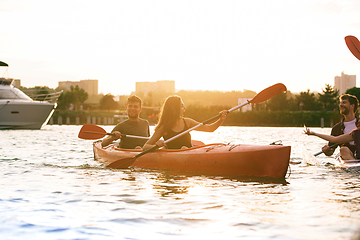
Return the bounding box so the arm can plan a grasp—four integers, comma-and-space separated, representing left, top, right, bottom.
1, 0, 360, 96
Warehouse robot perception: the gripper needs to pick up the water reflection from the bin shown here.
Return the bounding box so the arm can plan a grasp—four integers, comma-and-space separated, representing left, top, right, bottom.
3, 126, 360, 239
117, 168, 291, 198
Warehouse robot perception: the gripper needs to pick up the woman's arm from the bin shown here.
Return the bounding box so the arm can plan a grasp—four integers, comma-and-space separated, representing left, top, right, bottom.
186, 110, 228, 132
142, 128, 165, 151
304, 127, 353, 143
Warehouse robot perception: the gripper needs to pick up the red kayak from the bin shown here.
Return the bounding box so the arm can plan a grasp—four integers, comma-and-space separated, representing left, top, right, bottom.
93, 141, 291, 178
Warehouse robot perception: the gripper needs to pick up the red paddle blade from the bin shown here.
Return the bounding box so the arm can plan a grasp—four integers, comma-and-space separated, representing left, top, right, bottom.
78, 124, 107, 140
250, 83, 287, 104
345, 35, 360, 61
106, 157, 136, 169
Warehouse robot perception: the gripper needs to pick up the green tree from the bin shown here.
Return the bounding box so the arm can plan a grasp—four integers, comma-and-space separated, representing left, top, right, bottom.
100, 94, 119, 111
57, 91, 74, 110
345, 87, 360, 103
267, 91, 289, 111
20, 86, 51, 101
318, 84, 339, 111
287, 97, 299, 111
144, 91, 154, 107
56, 85, 88, 110
295, 89, 320, 111
70, 85, 88, 110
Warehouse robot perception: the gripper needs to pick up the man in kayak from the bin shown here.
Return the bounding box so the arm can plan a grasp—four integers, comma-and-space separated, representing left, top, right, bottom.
101, 95, 150, 149
321, 94, 359, 160
304, 126, 360, 161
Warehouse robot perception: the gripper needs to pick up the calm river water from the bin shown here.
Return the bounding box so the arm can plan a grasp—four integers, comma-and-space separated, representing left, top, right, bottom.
1, 125, 360, 240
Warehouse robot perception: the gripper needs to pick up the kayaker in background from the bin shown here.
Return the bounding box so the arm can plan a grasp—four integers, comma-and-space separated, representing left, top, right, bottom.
321, 94, 359, 160
143, 95, 227, 150
304, 126, 360, 161
101, 95, 150, 149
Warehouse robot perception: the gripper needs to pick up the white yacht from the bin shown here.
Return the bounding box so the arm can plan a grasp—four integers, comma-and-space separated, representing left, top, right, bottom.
0, 62, 61, 129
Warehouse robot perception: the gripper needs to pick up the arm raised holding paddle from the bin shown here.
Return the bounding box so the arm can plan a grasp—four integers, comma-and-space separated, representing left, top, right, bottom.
143, 96, 227, 150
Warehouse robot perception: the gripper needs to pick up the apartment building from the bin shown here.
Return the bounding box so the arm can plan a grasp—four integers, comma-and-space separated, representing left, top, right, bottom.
136, 80, 175, 96
58, 79, 98, 95
334, 72, 356, 95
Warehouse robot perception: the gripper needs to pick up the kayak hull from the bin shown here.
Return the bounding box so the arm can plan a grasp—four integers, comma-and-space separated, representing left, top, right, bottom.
334, 157, 360, 170
93, 141, 291, 178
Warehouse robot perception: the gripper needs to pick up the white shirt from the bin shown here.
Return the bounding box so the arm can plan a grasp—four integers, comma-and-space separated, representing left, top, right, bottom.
343, 118, 357, 145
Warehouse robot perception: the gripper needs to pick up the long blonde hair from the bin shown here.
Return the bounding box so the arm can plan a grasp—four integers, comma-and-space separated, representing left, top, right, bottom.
155, 95, 182, 132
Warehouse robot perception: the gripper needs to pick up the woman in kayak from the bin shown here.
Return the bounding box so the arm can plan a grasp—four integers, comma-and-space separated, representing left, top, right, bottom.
304, 126, 360, 160
143, 95, 228, 150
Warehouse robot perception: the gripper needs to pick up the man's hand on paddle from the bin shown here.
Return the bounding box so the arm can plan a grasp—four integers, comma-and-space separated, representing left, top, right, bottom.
112, 131, 122, 140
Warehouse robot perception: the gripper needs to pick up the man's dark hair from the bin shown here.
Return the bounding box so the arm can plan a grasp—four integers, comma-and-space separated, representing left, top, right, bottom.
127, 95, 142, 107
340, 94, 359, 112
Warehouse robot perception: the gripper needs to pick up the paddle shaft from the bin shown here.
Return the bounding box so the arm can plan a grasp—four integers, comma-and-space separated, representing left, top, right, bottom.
313, 144, 337, 156
167, 100, 249, 142
313, 150, 325, 157
130, 101, 250, 160
83, 131, 149, 140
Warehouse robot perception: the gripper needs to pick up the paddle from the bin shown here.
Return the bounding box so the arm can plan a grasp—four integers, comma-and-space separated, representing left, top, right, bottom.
313, 144, 337, 156
106, 83, 287, 169
345, 35, 360, 61
78, 124, 149, 140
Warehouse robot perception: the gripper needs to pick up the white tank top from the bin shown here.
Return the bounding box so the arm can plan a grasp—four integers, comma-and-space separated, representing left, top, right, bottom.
343, 119, 357, 145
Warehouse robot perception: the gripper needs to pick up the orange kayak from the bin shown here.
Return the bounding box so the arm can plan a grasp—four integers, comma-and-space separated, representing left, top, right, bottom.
93, 141, 291, 178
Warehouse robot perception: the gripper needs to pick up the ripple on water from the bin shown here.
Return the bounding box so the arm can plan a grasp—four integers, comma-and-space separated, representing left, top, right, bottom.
1, 126, 360, 239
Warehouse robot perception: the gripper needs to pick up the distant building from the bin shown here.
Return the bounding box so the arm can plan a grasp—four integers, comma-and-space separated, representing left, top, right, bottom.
334, 72, 356, 95
136, 80, 175, 96
12, 79, 21, 88
238, 98, 252, 111
58, 79, 98, 95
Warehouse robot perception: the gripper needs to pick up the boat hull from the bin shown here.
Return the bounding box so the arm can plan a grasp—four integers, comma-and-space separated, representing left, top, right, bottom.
93, 141, 291, 178
0, 100, 56, 129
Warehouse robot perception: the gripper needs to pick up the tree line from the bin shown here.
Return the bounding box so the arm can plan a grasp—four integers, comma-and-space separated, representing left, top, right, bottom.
22, 83, 360, 127
22, 84, 360, 113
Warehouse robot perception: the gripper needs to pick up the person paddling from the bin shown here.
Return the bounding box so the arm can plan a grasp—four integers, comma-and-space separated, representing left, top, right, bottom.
321, 94, 360, 160
101, 95, 150, 149
304, 126, 360, 161
143, 95, 227, 150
